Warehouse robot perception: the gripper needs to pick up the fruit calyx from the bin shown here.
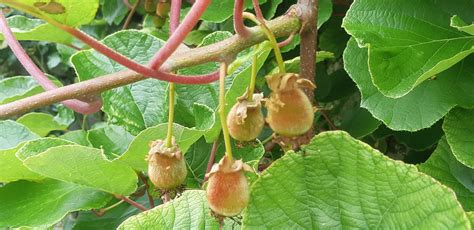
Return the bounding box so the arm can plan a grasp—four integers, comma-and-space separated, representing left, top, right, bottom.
147, 137, 187, 190
265, 73, 316, 137
206, 155, 252, 217
227, 92, 264, 142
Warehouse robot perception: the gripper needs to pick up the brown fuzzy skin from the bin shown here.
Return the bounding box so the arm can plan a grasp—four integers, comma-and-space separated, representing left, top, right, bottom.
266, 89, 314, 137
206, 169, 250, 217
148, 153, 187, 190
227, 104, 264, 142
147, 139, 187, 190
206, 156, 251, 217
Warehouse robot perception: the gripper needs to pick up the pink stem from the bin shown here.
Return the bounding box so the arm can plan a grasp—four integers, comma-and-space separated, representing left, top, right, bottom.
170, 0, 182, 33
148, 0, 211, 69
278, 33, 295, 47
63, 26, 218, 84
123, 0, 133, 9
252, 0, 264, 21
0, 11, 102, 114
233, 0, 250, 36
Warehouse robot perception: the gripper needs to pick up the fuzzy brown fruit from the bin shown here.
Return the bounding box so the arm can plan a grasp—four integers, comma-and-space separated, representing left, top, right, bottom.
206, 155, 252, 217
156, 1, 171, 18
147, 138, 187, 190
265, 73, 316, 137
227, 93, 264, 142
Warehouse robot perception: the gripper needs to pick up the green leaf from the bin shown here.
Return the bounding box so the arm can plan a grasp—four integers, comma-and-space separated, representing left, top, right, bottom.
443, 107, 474, 169
3, 0, 100, 27
419, 137, 474, 211
0, 180, 110, 228
201, 0, 266, 23
0, 120, 39, 149
340, 107, 381, 139
16, 137, 77, 161
23, 145, 138, 195
17, 112, 69, 137
115, 123, 206, 171
344, 38, 474, 131
59, 130, 92, 146
393, 121, 444, 151
73, 196, 149, 230
117, 190, 223, 229
317, 0, 333, 28
343, 0, 474, 98
0, 76, 61, 105
87, 124, 135, 160
0, 15, 73, 43
242, 131, 470, 228
469, 212, 474, 227
101, 0, 128, 25
0, 144, 43, 183
451, 15, 474, 35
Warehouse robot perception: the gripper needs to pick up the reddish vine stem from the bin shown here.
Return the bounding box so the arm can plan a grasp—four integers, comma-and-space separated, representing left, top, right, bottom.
122, 0, 141, 29
233, 0, 250, 36
138, 173, 155, 208
204, 136, 220, 181
278, 33, 295, 48
123, 0, 133, 9
320, 110, 337, 130
0, 11, 102, 115
169, 0, 182, 33
115, 195, 149, 211
148, 0, 211, 69
252, 0, 264, 21
0, 13, 301, 118
298, 0, 318, 101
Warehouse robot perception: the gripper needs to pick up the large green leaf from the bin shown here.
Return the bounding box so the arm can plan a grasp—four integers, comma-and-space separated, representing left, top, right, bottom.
0, 180, 110, 228
0, 120, 41, 182
2, 0, 100, 27
101, 0, 128, 25
16, 137, 77, 161
117, 190, 223, 229
0, 120, 39, 149
115, 123, 206, 171
0, 15, 73, 43
343, 0, 474, 98
419, 137, 474, 211
451, 15, 474, 36
242, 131, 470, 228
201, 0, 266, 23
23, 145, 138, 195
443, 107, 474, 169
344, 38, 474, 131
87, 124, 135, 160
16, 112, 69, 137
0, 76, 61, 105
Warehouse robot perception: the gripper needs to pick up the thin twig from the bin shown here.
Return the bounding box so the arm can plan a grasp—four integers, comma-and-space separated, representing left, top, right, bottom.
115, 195, 148, 211
320, 110, 337, 130
204, 136, 220, 181
123, 0, 133, 9
122, 0, 141, 29
138, 173, 155, 208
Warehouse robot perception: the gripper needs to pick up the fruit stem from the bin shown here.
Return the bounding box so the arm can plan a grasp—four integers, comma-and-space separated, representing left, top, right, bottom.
166, 82, 175, 148
247, 44, 259, 102
115, 195, 148, 211
243, 12, 286, 74
219, 62, 233, 161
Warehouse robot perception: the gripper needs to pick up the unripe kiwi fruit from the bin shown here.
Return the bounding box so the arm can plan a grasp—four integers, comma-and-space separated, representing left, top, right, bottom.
265, 73, 315, 137
206, 155, 252, 217
156, 1, 171, 18
227, 93, 264, 142
147, 138, 187, 190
